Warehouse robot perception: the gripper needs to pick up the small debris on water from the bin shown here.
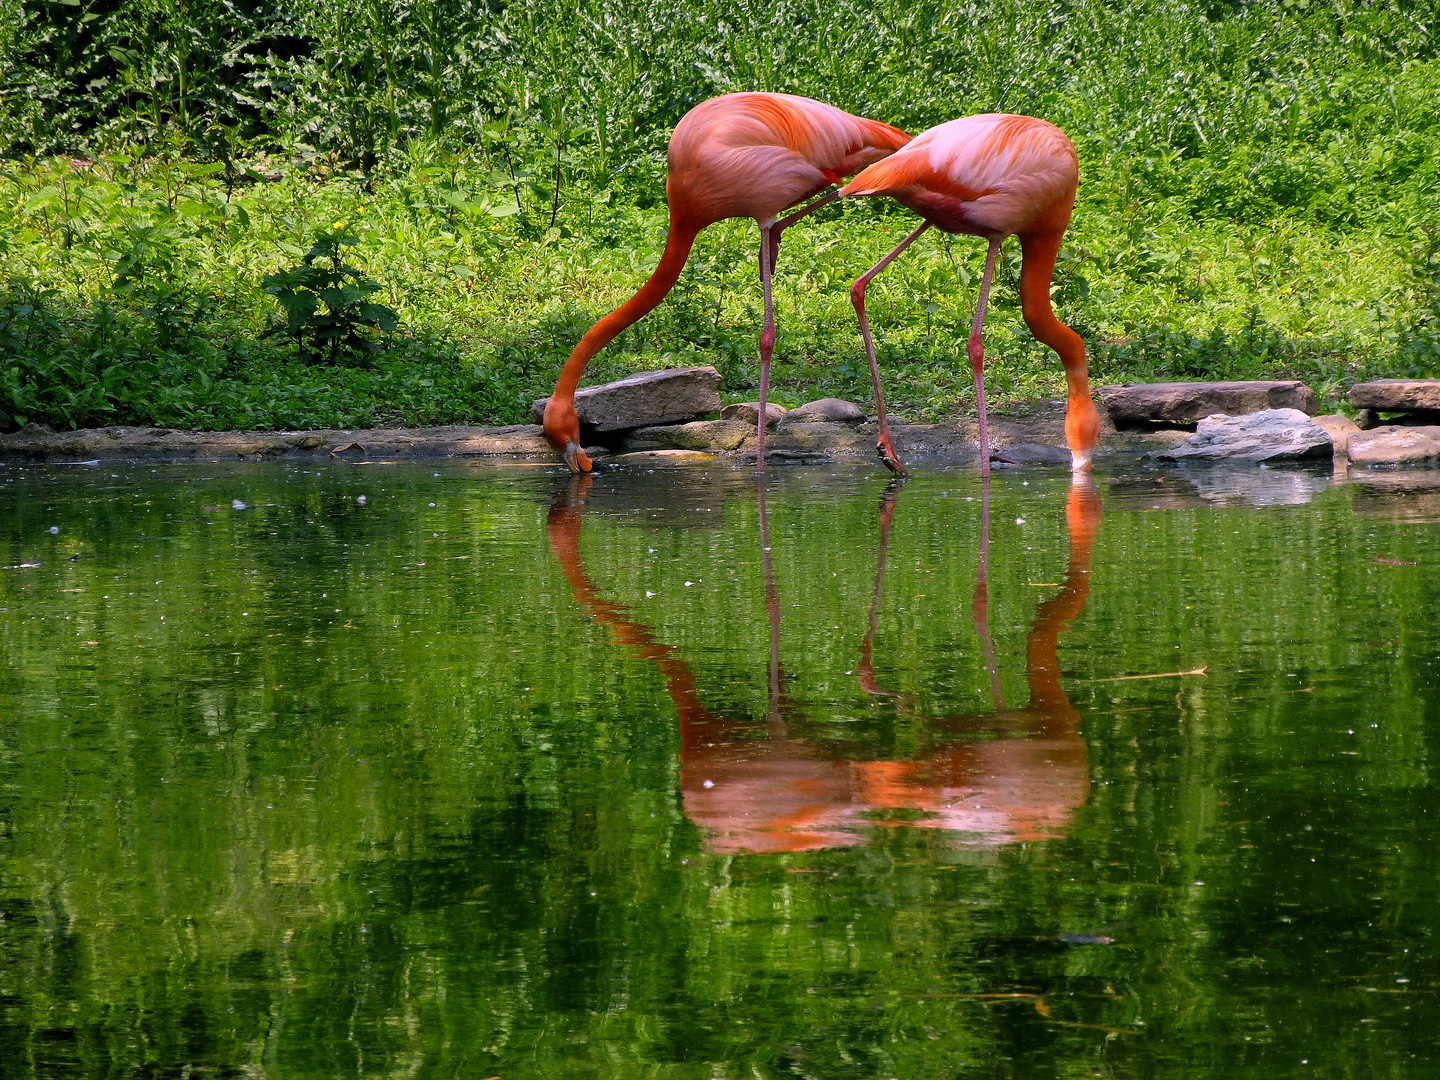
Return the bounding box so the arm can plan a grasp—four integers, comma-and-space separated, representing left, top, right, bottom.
702, 779, 714, 788
356, 495, 367, 504
48, 526, 59, 534
232, 499, 248, 510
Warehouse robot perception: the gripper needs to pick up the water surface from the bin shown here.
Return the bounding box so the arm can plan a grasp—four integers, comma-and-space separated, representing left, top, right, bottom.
1, 457, 1438, 1077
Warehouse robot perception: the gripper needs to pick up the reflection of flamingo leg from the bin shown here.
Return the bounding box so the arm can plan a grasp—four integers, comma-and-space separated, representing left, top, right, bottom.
858, 478, 906, 697
757, 478, 783, 724
549, 474, 1101, 854
973, 474, 1006, 710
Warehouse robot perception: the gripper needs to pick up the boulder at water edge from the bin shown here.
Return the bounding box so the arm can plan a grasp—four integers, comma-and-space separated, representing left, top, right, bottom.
777, 398, 865, 426
719, 402, 787, 427
1156, 409, 1332, 462
1100, 381, 1318, 427
530, 366, 722, 432
1347, 426, 1440, 467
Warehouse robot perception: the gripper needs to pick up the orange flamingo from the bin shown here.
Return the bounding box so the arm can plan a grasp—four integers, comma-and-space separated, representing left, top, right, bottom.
839, 114, 1101, 476
541, 93, 910, 473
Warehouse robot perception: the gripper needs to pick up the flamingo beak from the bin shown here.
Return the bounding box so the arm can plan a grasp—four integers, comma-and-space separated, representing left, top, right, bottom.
564, 441, 594, 474
1070, 449, 1093, 472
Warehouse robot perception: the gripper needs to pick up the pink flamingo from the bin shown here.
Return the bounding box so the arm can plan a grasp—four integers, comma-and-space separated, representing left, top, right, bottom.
838, 114, 1101, 476
541, 93, 910, 473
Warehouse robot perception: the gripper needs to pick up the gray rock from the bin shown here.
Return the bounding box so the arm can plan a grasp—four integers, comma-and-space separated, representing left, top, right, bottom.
990, 443, 1071, 466
1156, 409, 1332, 462
778, 397, 865, 426
530, 366, 721, 432
1100, 381, 1318, 427
1347, 426, 1440, 467
719, 401, 787, 427
1350, 379, 1440, 413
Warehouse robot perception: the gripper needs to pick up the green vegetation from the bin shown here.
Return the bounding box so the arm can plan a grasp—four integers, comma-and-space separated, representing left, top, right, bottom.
2, 0, 1439, 432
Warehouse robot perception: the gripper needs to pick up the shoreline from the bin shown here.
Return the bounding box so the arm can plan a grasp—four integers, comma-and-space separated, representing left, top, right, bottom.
0, 400, 1191, 465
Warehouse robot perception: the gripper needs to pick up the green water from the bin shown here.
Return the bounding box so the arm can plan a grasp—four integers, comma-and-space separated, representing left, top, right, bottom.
1, 457, 1438, 1078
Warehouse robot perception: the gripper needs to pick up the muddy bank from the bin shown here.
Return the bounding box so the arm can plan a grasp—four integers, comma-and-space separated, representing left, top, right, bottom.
0, 401, 1189, 465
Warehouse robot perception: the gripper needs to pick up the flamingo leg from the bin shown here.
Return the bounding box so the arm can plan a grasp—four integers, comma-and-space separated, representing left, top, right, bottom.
849, 221, 930, 476
969, 237, 1003, 478
769, 188, 841, 269
756, 223, 776, 475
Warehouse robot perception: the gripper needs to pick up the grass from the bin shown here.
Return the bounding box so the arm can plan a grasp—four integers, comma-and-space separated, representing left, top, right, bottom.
2, 0, 1439, 432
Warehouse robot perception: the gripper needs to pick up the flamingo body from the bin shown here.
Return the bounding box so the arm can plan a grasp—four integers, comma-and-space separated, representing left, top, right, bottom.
542, 93, 909, 472
841, 114, 1078, 237
839, 114, 1100, 472
668, 93, 907, 228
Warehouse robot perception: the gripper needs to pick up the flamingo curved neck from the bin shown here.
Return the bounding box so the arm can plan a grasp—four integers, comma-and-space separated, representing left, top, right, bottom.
552, 221, 700, 403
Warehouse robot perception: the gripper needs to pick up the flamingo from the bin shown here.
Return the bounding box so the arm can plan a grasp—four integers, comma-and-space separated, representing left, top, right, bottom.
838, 113, 1102, 476
541, 93, 910, 473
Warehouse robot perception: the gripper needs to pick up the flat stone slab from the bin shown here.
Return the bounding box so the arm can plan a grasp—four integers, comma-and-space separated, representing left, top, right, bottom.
621, 420, 753, 454
530, 366, 721, 432
614, 449, 719, 464
1347, 426, 1440, 467
770, 421, 874, 453
778, 398, 865, 426
1350, 380, 1440, 413
1156, 409, 1332, 462
1100, 381, 1317, 426
0, 424, 553, 461
719, 402, 786, 427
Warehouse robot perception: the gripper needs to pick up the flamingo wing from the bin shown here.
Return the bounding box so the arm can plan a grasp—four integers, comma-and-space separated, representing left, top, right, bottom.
669, 94, 911, 225
841, 114, 1078, 236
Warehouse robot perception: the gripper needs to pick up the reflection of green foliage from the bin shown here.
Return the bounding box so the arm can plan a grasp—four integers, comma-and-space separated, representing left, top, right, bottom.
0, 467, 1437, 1076
262, 228, 399, 364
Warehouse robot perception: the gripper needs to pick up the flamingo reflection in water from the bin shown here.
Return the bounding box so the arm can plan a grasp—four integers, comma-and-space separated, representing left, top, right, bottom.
546, 476, 1100, 854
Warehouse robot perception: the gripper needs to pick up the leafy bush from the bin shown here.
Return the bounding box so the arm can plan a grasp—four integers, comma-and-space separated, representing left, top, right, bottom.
262, 228, 399, 364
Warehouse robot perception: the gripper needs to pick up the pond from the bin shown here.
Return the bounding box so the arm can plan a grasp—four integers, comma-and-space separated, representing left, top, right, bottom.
1, 456, 1438, 1078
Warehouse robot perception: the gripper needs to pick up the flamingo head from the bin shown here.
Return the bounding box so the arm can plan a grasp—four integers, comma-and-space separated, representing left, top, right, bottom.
542, 397, 593, 474
1065, 398, 1101, 473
